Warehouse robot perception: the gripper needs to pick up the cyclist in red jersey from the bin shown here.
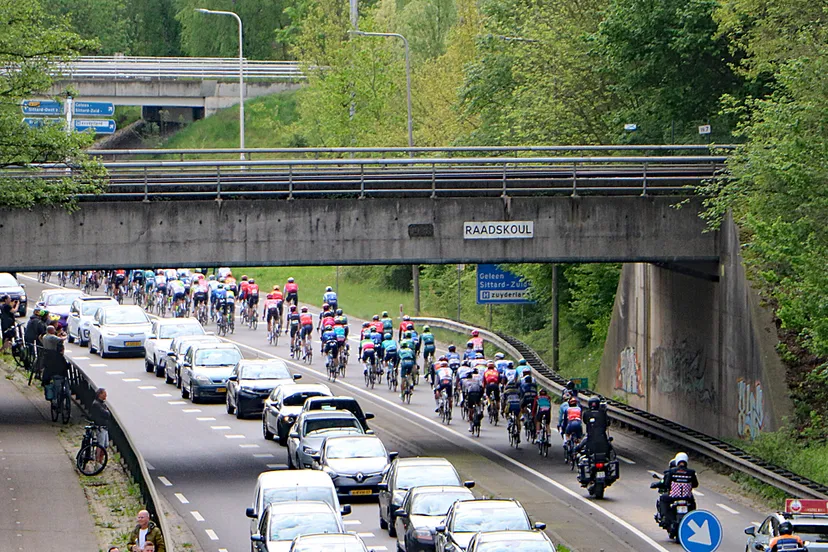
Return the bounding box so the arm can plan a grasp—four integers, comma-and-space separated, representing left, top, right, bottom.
239, 275, 250, 302
246, 279, 260, 321
299, 307, 314, 340
284, 278, 299, 306
398, 315, 414, 340
470, 330, 484, 353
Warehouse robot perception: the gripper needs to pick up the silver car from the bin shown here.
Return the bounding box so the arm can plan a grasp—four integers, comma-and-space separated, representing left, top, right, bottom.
466, 531, 557, 552
287, 410, 365, 470
745, 512, 828, 551
252, 501, 345, 552
395, 486, 476, 552
289, 533, 368, 552
144, 317, 205, 377
312, 434, 395, 498
164, 335, 222, 386
88, 305, 152, 358
66, 296, 117, 346
263, 384, 333, 445
179, 343, 243, 403
435, 499, 540, 552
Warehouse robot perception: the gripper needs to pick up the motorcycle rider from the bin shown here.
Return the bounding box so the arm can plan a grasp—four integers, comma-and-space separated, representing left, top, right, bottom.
769, 521, 805, 552
655, 452, 698, 527
581, 396, 613, 456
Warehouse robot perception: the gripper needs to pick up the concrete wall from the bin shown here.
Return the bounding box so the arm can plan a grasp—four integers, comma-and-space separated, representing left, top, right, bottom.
598, 215, 792, 440
0, 196, 717, 271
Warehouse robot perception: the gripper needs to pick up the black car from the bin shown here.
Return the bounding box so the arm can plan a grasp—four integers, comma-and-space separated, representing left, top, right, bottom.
226, 359, 302, 419
0, 273, 27, 317
395, 486, 475, 552
301, 396, 375, 431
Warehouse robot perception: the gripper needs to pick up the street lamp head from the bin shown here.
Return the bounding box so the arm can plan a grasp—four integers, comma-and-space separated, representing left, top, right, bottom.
195, 8, 210, 13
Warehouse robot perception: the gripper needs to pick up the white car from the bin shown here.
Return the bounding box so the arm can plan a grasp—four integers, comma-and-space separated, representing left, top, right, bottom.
252, 501, 346, 552
67, 296, 118, 346
165, 334, 222, 387
88, 305, 152, 358
144, 317, 206, 377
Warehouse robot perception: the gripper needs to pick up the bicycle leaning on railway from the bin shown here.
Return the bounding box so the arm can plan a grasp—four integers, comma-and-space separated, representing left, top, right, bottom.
76, 422, 108, 476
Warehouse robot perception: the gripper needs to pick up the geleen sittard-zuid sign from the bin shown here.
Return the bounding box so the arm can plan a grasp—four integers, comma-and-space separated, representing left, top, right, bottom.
463, 221, 534, 240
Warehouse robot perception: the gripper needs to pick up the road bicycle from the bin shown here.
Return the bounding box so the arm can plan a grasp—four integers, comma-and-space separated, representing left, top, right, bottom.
364, 358, 376, 389
196, 302, 208, 326
438, 389, 452, 425
537, 425, 550, 457
50, 375, 71, 424
268, 321, 280, 346
469, 402, 483, 437
487, 395, 500, 426
386, 362, 398, 392
248, 310, 258, 331
400, 373, 413, 404
290, 330, 301, 359
58, 271, 68, 287
38, 271, 51, 283
507, 411, 521, 448
76, 422, 107, 476
302, 336, 313, 364
564, 435, 582, 470
326, 350, 338, 382
337, 345, 348, 377
216, 311, 230, 337
523, 408, 536, 443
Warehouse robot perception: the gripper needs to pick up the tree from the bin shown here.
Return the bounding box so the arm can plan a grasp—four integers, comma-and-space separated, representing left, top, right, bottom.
0, 0, 107, 208
53, 0, 131, 54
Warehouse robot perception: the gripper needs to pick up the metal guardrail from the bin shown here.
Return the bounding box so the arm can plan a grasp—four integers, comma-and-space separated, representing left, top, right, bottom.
66, 357, 174, 551
52, 56, 305, 81
7, 156, 726, 201
411, 316, 828, 500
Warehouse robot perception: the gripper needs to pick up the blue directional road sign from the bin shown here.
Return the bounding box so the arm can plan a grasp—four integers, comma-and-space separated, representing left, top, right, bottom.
21, 100, 63, 115
22, 117, 63, 129
73, 101, 115, 116
73, 119, 117, 134
477, 264, 533, 305
678, 510, 722, 552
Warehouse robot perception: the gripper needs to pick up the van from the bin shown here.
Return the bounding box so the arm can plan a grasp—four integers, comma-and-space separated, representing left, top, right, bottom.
301, 396, 375, 431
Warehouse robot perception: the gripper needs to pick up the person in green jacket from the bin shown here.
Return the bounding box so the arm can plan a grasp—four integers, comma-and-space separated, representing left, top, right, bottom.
127, 510, 166, 552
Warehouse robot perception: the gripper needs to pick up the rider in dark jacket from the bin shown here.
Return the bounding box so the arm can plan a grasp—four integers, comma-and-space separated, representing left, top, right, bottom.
581, 396, 612, 455
656, 452, 698, 525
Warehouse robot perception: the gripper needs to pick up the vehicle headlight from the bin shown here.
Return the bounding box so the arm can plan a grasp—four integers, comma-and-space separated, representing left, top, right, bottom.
20, 295, 26, 301
413, 529, 434, 542
194, 375, 211, 384
302, 445, 318, 455
392, 490, 406, 505
281, 415, 296, 424
104, 331, 119, 337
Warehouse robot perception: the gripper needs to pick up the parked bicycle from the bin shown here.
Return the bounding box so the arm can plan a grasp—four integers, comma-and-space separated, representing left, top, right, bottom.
49, 375, 71, 424
76, 423, 107, 476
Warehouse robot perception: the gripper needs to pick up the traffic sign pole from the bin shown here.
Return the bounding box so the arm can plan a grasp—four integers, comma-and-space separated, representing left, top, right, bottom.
66, 97, 73, 135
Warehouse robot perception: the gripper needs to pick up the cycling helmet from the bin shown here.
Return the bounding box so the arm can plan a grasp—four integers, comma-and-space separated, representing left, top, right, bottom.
381, 333, 389, 340
326, 286, 333, 292
382, 311, 389, 317
208, 275, 215, 280
401, 342, 409, 349
249, 279, 255, 284
539, 389, 548, 396
588, 396, 600, 409
266, 293, 274, 300
568, 397, 577, 406
779, 521, 793, 535
217, 283, 224, 289
466, 371, 474, 378
404, 331, 412, 338
301, 306, 308, 312
448, 345, 456, 352
290, 305, 297, 312
423, 325, 430, 332
287, 277, 295, 283
241, 275, 248, 281
475, 352, 484, 359
471, 329, 479, 337
403, 315, 410, 321
325, 325, 332, 331
674, 452, 689, 466
218, 278, 226, 283
518, 359, 528, 366
439, 355, 447, 361
226, 271, 232, 277
487, 361, 495, 368
322, 303, 330, 310
472, 368, 479, 374
362, 322, 370, 328
507, 361, 514, 368
523, 366, 531, 373
372, 315, 379, 321
466, 341, 474, 348
566, 380, 576, 391
335, 309, 343, 316
273, 285, 280, 291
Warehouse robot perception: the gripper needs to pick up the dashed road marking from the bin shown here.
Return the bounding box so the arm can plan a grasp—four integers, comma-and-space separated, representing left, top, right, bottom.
751, 521, 760, 527
72, 356, 90, 360
123, 378, 141, 382
253, 453, 274, 458
89, 363, 107, 367
239, 444, 260, 448
206, 529, 219, 540
344, 520, 362, 526
225, 434, 245, 439
106, 370, 125, 375
617, 455, 636, 464
211, 426, 231, 430
695, 491, 705, 497
168, 400, 186, 405
357, 532, 375, 538
175, 493, 189, 504
191, 511, 205, 521
196, 417, 216, 421
138, 385, 157, 390
158, 476, 172, 487
182, 409, 202, 413
373, 547, 388, 551
266, 464, 287, 470
717, 503, 739, 515
154, 393, 173, 398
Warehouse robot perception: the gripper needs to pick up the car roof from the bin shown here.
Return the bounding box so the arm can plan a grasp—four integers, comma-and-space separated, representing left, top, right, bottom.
323, 434, 382, 445
266, 501, 337, 515
43, 289, 83, 296
259, 470, 337, 486
396, 457, 454, 467
155, 317, 202, 325
190, 342, 240, 351
99, 305, 145, 313
409, 486, 474, 497
175, 335, 220, 345
453, 499, 521, 510
301, 410, 359, 420
240, 358, 289, 365
293, 534, 364, 545
77, 296, 115, 302
474, 531, 550, 544
283, 384, 332, 395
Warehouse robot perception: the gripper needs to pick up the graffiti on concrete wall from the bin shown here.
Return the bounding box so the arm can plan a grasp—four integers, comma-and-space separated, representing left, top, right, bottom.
737, 379, 765, 440
651, 339, 716, 404
615, 346, 644, 396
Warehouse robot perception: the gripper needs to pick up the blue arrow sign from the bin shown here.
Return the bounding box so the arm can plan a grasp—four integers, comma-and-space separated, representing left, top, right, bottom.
22, 117, 64, 129
21, 100, 63, 116
73, 101, 115, 116
73, 119, 116, 134
477, 264, 533, 304
678, 510, 722, 552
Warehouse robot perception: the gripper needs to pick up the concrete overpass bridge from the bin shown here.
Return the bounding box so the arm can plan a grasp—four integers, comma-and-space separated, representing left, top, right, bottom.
43, 56, 305, 121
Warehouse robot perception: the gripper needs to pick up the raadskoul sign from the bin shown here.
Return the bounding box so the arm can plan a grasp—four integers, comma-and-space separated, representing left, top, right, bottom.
463, 221, 534, 240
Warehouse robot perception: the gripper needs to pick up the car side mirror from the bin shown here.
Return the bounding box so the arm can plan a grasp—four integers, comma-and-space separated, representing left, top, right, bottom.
251, 534, 264, 542
93, 322, 100, 327
20, 283, 25, 288
365, 412, 375, 420
183, 362, 191, 367
147, 334, 157, 340
377, 483, 388, 491
463, 481, 475, 489
435, 525, 446, 533
395, 509, 408, 518
389, 451, 399, 461
341, 504, 352, 516
744, 526, 756, 536
289, 432, 299, 439
608, 436, 614, 442
311, 453, 321, 461
228, 375, 238, 381
246, 507, 256, 518
366, 429, 375, 435
293, 374, 302, 380
534, 522, 546, 531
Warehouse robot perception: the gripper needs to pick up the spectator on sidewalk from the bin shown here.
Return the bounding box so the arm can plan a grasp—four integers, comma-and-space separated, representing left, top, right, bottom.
41, 326, 69, 391
143, 543, 155, 552
42, 325, 65, 353
128, 510, 166, 552
108, 547, 121, 552
1, 295, 16, 352
90, 388, 111, 461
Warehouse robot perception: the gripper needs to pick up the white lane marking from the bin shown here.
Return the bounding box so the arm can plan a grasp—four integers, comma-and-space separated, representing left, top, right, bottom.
226, 337, 673, 552
154, 393, 173, 398
253, 453, 274, 458
157, 476, 172, 487
373, 547, 388, 551
168, 401, 186, 405
751, 521, 760, 527
89, 363, 107, 367
206, 529, 219, 540
123, 378, 141, 382
72, 356, 90, 360
219, 549, 229, 552
182, 409, 202, 413
225, 434, 245, 439
717, 503, 740, 515
648, 470, 662, 478
617, 455, 636, 464
266, 464, 287, 469
106, 370, 125, 375
190, 511, 205, 522
138, 385, 157, 390
240, 444, 260, 448
343, 520, 362, 526
196, 417, 216, 421
357, 533, 375, 538
211, 426, 231, 430
695, 491, 705, 497
175, 493, 189, 504
145, 461, 155, 470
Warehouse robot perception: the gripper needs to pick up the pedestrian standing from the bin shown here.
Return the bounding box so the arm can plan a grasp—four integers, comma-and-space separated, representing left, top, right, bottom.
127, 510, 166, 552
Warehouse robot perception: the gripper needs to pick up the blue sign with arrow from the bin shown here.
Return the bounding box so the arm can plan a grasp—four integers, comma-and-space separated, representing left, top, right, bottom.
73, 119, 117, 134
22, 117, 63, 129
678, 510, 722, 552
21, 100, 63, 116
73, 101, 115, 116
477, 264, 533, 304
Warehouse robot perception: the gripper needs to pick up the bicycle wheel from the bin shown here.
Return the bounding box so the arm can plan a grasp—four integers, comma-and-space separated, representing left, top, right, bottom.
50, 392, 59, 422
62, 392, 71, 424
76, 444, 107, 475
251, 316, 258, 331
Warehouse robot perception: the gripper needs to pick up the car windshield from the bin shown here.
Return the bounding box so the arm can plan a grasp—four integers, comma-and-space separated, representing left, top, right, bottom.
793, 525, 828, 542
263, 487, 336, 509
305, 418, 361, 435
292, 539, 365, 552
269, 512, 339, 541
283, 391, 327, 407
82, 302, 112, 315
159, 324, 204, 339
0, 273, 18, 287
195, 349, 241, 366
475, 539, 550, 552
243, 363, 291, 380
46, 293, 81, 306
105, 309, 149, 325
411, 493, 471, 516
452, 506, 529, 532
397, 466, 459, 490
326, 439, 385, 459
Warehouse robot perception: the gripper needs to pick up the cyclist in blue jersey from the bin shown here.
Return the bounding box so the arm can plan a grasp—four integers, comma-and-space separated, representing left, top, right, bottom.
322, 287, 338, 310
381, 311, 394, 334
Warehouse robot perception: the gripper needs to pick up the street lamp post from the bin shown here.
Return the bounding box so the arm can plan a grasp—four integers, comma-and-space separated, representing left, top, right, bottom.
348, 30, 413, 151
196, 8, 245, 160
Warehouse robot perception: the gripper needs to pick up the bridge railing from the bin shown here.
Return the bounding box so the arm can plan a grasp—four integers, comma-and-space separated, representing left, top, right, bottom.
52, 56, 306, 81
3, 155, 727, 201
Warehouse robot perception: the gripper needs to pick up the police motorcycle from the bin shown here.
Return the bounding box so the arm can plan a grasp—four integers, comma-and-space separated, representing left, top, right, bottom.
574, 397, 620, 499
650, 455, 695, 541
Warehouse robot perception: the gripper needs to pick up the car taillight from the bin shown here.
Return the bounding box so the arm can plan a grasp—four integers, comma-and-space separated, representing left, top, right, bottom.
595, 463, 605, 469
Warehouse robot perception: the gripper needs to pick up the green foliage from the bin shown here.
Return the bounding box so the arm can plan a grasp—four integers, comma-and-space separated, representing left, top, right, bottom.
53, 0, 130, 54
563, 264, 621, 346
0, 0, 107, 209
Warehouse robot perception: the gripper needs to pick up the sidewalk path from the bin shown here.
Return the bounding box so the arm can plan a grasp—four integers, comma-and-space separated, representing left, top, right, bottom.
0, 375, 98, 550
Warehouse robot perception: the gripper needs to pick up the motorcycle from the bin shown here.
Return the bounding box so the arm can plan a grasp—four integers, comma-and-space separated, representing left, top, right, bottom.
650, 473, 694, 541
576, 442, 620, 499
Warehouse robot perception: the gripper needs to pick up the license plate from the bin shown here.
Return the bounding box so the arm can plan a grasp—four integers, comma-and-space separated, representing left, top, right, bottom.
350, 489, 372, 496
124, 341, 141, 347
596, 471, 606, 480
216, 387, 226, 393
677, 505, 688, 514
